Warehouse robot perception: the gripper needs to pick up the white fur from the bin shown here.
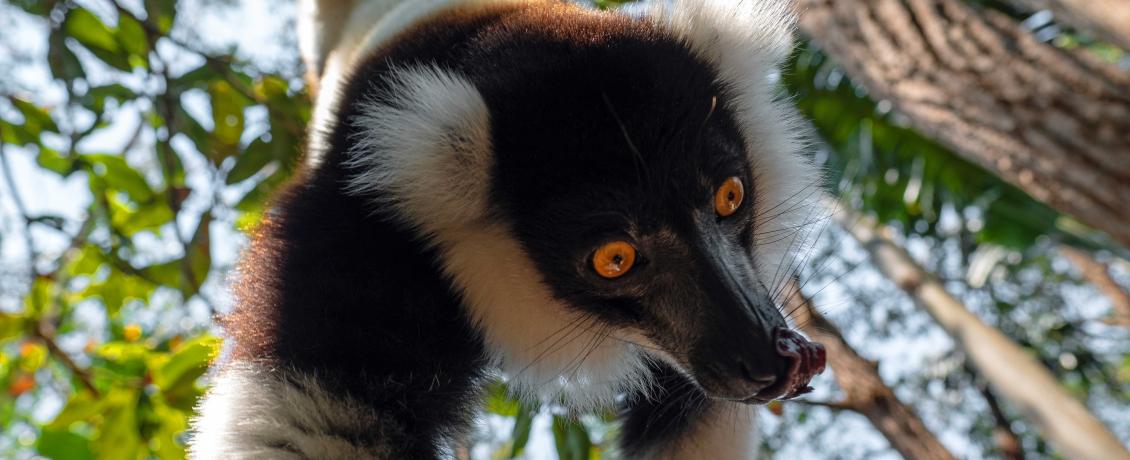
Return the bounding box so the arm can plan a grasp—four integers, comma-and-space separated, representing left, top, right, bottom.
301, 0, 534, 166
648, 0, 820, 296
347, 65, 653, 408
653, 404, 760, 459
189, 364, 395, 459
310, 1, 808, 457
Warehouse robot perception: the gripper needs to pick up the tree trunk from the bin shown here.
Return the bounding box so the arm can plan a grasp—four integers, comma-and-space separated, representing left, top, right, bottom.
798, 0, 1130, 249
1005, 0, 1130, 51
831, 200, 1130, 460
783, 279, 957, 460
1060, 245, 1130, 326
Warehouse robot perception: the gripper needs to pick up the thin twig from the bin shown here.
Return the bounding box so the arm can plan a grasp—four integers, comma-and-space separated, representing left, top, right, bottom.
33, 321, 100, 397
789, 398, 855, 411
0, 129, 39, 279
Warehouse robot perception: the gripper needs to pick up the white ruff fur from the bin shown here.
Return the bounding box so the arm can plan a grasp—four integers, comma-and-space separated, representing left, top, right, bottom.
346, 65, 653, 408
302, 0, 533, 166
649, 0, 820, 292
189, 364, 395, 459
643, 404, 761, 460
302, 0, 814, 456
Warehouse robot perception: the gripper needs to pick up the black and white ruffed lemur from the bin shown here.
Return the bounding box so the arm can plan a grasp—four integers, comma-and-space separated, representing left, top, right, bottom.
189, 0, 827, 458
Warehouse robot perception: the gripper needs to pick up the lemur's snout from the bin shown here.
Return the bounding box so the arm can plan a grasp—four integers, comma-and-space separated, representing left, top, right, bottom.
745, 328, 827, 403
699, 327, 826, 403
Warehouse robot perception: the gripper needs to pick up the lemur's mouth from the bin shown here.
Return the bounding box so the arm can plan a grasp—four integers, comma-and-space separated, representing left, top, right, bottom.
742, 328, 827, 404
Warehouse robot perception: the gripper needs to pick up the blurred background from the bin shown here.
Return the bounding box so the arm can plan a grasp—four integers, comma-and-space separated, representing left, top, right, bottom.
0, 0, 1127, 458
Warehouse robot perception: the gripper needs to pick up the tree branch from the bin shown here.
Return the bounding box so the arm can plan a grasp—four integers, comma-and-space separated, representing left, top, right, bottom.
966, 365, 1025, 460
0, 130, 39, 279
1059, 245, 1130, 327
799, 0, 1130, 248
783, 277, 957, 460
32, 321, 100, 397
1004, 0, 1130, 51
830, 198, 1129, 460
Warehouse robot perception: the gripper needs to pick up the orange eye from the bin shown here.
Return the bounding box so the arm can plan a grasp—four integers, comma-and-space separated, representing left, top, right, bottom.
714, 176, 744, 217
592, 241, 637, 279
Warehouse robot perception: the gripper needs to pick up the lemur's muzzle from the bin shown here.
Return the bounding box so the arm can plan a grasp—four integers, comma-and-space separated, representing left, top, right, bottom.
743, 328, 826, 403
681, 224, 827, 403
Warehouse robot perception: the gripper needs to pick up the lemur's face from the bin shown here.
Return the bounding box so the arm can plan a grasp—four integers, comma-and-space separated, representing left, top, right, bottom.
483, 39, 825, 402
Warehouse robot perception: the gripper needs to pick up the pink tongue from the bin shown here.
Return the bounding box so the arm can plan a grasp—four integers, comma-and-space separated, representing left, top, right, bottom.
773, 328, 827, 399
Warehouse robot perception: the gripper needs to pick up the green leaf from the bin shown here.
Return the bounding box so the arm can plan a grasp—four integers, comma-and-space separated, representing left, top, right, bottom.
38, 429, 94, 460
83, 84, 136, 113
85, 154, 154, 203
0, 120, 39, 146
144, 0, 177, 34
115, 14, 149, 59
552, 416, 592, 460
208, 80, 247, 163
226, 138, 274, 184
11, 0, 51, 16
140, 260, 182, 288
155, 335, 219, 391
485, 382, 521, 416
64, 8, 132, 71
24, 276, 54, 314
11, 97, 59, 133
172, 65, 219, 92
92, 389, 142, 460
508, 405, 536, 458
48, 29, 86, 81
67, 245, 105, 276
48, 391, 102, 429
65, 8, 118, 54
83, 268, 157, 314
0, 312, 28, 343
109, 195, 174, 236
37, 147, 75, 176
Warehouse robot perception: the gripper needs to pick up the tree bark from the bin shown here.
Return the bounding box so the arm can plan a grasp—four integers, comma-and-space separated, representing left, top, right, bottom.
1060, 245, 1130, 326
831, 200, 1130, 460
798, 0, 1130, 249
783, 279, 957, 460
1005, 0, 1130, 51
967, 366, 1025, 460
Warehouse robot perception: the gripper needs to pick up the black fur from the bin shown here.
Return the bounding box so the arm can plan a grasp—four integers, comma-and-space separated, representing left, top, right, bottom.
225, 3, 784, 457
229, 155, 490, 456
620, 361, 712, 457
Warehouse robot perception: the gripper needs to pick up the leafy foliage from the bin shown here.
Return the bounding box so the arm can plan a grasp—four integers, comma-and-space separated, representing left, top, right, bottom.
1, 0, 1127, 459
0, 0, 307, 457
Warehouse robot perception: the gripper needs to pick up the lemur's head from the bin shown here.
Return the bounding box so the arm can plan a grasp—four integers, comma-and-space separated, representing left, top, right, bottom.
342, 0, 823, 405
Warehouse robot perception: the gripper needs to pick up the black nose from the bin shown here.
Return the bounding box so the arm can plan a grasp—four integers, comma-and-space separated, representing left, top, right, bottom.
692, 328, 827, 403
695, 351, 784, 400
736, 357, 778, 390
732, 359, 777, 386
747, 328, 827, 403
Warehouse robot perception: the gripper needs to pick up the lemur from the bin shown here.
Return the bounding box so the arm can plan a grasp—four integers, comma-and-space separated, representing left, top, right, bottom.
189, 0, 826, 458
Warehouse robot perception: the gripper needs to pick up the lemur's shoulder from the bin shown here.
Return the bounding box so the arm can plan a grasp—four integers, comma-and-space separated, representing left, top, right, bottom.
189, 364, 400, 459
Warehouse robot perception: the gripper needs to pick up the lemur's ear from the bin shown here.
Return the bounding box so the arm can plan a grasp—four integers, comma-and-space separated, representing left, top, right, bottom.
650, 0, 797, 79
346, 66, 494, 235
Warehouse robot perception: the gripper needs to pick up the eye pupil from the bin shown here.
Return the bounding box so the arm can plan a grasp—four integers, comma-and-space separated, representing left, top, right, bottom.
714, 176, 744, 217
593, 241, 636, 279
